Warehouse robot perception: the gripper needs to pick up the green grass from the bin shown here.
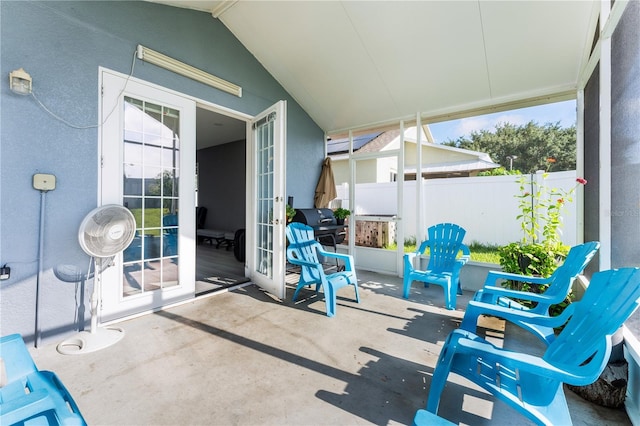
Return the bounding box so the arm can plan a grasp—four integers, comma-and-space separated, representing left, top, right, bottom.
129, 208, 169, 236
383, 239, 501, 264
467, 241, 502, 263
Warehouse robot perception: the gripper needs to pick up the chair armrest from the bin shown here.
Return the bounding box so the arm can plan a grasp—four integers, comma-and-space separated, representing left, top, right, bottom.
286, 257, 324, 270
451, 329, 603, 385
0, 389, 56, 426
417, 240, 430, 254
450, 245, 470, 276
404, 252, 418, 274
457, 244, 471, 264
484, 270, 552, 287
481, 285, 556, 304
316, 247, 354, 270
37, 371, 82, 409
465, 300, 573, 329
453, 257, 470, 275
287, 246, 353, 273
404, 251, 419, 260
404, 251, 420, 265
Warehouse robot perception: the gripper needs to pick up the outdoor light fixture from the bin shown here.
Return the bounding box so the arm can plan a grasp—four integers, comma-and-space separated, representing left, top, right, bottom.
9, 68, 32, 95
136, 45, 242, 97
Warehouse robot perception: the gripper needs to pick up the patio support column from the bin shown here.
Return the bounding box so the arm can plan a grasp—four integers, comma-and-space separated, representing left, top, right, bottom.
416, 113, 424, 243
598, 0, 612, 270
576, 89, 585, 245
348, 130, 355, 254
397, 120, 405, 277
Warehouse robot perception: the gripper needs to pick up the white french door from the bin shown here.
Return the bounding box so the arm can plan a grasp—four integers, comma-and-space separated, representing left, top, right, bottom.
99, 69, 196, 322
248, 101, 287, 298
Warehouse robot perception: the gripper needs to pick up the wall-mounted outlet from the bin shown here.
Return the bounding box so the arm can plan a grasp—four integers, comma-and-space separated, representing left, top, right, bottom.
33, 173, 56, 191
0, 266, 10, 280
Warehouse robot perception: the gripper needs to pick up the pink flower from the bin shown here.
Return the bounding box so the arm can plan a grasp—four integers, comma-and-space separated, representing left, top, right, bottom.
576, 177, 587, 185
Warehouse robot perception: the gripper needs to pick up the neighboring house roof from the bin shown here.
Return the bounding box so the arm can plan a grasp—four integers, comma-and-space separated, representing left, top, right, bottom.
407, 140, 498, 165
327, 132, 382, 155
328, 127, 500, 175
356, 129, 402, 154
327, 129, 402, 155
404, 159, 501, 175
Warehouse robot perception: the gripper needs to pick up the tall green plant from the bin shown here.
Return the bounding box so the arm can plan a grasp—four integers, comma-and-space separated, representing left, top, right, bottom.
500, 171, 587, 316
498, 242, 563, 278
515, 171, 587, 249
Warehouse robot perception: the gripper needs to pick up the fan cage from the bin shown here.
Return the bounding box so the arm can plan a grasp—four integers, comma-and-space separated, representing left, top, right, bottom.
78, 205, 136, 258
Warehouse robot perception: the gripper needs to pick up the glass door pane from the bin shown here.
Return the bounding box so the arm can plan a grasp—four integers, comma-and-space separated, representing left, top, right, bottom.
122, 97, 180, 297
255, 114, 274, 278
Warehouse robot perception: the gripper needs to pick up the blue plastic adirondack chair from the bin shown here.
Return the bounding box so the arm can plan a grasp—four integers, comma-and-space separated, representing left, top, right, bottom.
403, 223, 470, 310
460, 241, 599, 345
412, 409, 456, 426
0, 334, 87, 425
163, 213, 178, 256
427, 267, 640, 425
286, 222, 360, 317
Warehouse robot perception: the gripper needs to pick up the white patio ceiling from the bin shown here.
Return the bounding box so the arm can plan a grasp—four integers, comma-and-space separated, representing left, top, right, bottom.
148, 0, 599, 134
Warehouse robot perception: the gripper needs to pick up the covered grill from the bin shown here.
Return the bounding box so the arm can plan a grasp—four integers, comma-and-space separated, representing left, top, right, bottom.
292, 208, 346, 247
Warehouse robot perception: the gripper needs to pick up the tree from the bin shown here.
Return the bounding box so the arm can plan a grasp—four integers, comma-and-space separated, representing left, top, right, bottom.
443, 121, 576, 173
147, 169, 179, 213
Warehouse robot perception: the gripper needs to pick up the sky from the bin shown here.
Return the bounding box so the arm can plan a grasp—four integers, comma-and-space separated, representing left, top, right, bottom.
428, 99, 577, 144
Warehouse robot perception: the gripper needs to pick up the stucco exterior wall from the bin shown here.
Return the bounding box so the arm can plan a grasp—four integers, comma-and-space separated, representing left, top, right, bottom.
0, 1, 324, 344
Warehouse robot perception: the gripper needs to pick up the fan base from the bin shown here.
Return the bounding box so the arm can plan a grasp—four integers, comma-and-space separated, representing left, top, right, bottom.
56, 326, 125, 355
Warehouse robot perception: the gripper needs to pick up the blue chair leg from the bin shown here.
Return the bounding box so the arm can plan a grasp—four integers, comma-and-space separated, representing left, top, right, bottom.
323, 282, 337, 317
445, 279, 456, 310
426, 332, 458, 414
403, 275, 413, 299
292, 284, 305, 302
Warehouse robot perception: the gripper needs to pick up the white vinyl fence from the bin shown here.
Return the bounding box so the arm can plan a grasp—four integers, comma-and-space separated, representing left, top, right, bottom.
335, 170, 579, 247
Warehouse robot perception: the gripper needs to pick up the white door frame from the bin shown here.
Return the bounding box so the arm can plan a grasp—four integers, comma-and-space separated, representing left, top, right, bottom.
246, 101, 287, 298
99, 68, 196, 321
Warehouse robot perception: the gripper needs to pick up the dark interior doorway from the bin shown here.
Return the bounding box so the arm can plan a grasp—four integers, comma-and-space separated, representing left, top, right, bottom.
195, 106, 249, 295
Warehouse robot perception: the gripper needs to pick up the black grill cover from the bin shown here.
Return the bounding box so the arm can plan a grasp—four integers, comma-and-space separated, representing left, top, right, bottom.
292, 208, 336, 226
292, 208, 345, 245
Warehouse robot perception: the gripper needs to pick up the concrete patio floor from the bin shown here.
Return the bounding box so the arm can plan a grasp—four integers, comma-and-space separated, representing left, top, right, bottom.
30, 270, 631, 425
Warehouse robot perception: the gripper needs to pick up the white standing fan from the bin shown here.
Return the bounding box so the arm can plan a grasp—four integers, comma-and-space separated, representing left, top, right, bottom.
57, 205, 136, 355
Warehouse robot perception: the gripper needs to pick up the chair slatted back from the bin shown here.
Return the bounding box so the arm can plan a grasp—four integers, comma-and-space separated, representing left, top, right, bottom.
545, 268, 640, 369
286, 222, 322, 282
424, 223, 466, 274
540, 241, 600, 301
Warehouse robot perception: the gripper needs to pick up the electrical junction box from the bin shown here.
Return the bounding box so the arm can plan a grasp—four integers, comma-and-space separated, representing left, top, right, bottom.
33, 173, 56, 191
0, 266, 10, 280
